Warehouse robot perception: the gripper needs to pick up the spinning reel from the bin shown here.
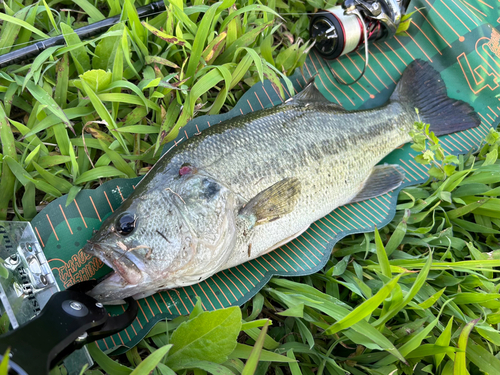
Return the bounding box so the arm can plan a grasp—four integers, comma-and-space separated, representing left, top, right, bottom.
310, 0, 411, 84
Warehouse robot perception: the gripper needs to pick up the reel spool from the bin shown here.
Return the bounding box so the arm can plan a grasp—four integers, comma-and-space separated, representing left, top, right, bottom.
310, 0, 410, 84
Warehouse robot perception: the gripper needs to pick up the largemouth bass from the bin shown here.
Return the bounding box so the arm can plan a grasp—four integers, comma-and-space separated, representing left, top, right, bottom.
84, 60, 479, 303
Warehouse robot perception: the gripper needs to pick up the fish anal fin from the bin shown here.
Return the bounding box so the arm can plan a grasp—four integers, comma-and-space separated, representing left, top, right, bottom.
287, 78, 343, 109
239, 178, 301, 227
350, 165, 405, 203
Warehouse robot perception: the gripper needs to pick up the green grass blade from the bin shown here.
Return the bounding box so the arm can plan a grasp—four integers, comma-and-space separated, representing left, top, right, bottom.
242, 320, 270, 375
0, 104, 17, 220
324, 274, 402, 335
374, 226, 391, 278
72, 0, 105, 22
0, 11, 49, 39
454, 319, 479, 375
130, 344, 172, 375
86, 343, 132, 375
74, 166, 128, 185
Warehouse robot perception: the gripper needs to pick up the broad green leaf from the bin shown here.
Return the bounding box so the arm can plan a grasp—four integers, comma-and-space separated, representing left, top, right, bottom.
0, 104, 17, 220
165, 307, 241, 369
80, 70, 113, 92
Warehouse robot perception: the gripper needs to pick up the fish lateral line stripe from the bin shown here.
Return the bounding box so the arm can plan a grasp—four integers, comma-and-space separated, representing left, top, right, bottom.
189, 285, 207, 310
409, 21, 443, 55
240, 263, 260, 282
215, 273, 239, 300
103, 191, 114, 212
404, 31, 433, 62
174, 289, 190, 313
46, 214, 59, 241
442, 0, 472, 32
226, 269, 250, 292
294, 237, 321, 261
74, 200, 87, 228
346, 54, 380, 93
312, 51, 355, 105
204, 280, 225, 308
311, 222, 332, 240
425, 0, 461, 38
89, 196, 102, 221
355, 50, 388, 89
248, 261, 265, 277
416, 7, 451, 48
451, 0, 479, 25
59, 205, 73, 235
373, 44, 402, 75
254, 92, 264, 109
286, 243, 314, 266
34, 227, 45, 247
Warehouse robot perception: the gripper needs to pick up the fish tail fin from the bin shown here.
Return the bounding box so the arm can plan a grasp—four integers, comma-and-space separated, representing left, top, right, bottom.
390, 59, 480, 136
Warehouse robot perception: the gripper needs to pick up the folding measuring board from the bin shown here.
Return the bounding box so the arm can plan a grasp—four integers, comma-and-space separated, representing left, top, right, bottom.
31, 0, 500, 353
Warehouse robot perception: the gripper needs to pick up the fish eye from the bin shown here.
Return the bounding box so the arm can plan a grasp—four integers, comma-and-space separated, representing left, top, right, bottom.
116, 213, 136, 236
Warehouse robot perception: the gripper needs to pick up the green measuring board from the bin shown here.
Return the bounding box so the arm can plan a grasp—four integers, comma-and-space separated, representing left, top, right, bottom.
31, 0, 500, 353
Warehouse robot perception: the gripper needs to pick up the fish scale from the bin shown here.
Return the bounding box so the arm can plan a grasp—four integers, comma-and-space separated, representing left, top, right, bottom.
83, 60, 480, 303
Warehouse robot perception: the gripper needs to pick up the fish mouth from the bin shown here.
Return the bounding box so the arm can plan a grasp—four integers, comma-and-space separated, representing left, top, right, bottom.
84, 241, 146, 303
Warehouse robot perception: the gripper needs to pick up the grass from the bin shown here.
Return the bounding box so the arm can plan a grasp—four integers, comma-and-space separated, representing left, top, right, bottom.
1, 1, 500, 375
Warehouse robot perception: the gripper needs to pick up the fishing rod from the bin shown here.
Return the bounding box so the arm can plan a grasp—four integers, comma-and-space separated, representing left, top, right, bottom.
0, 0, 166, 68
0, 0, 410, 84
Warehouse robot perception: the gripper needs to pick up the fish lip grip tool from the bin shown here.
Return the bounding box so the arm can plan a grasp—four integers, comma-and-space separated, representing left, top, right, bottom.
0, 222, 138, 375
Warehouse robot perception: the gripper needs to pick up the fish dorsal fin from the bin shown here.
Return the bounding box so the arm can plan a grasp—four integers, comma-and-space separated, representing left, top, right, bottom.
287, 78, 342, 109
350, 165, 405, 203
239, 178, 301, 228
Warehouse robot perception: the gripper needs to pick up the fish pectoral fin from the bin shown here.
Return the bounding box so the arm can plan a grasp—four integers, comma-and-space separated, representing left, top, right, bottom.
350, 164, 405, 203
239, 177, 301, 227
287, 78, 344, 109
